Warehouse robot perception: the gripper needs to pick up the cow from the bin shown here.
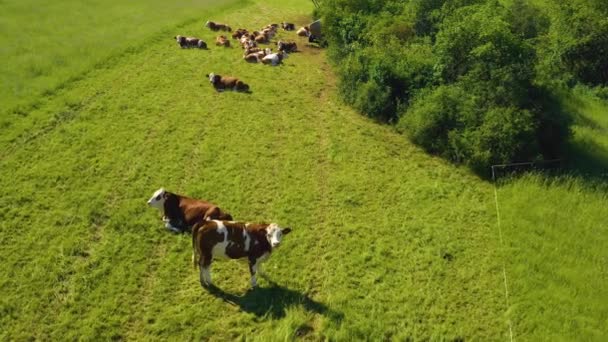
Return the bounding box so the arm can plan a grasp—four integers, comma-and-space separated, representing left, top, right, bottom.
192, 220, 292, 288
297, 26, 310, 37
243, 52, 262, 63
281, 22, 295, 31
262, 51, 288, 66
244, 47, 270, 55
216, 35, 230, 47
205, 20, 231, 32
232, 28, 248, 39
147, 188, 233, 233
243, 48, 272, 63
254, 33, 269, 44
174, 35, 207, 49
240, 35, 256, 49
277, 40, 297, 53
206, 72, 250, 92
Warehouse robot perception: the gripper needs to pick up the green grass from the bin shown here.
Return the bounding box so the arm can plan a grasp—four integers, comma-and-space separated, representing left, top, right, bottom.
0, 0, 241, 118
1, 0, 606, 340
495, 88, 608, 341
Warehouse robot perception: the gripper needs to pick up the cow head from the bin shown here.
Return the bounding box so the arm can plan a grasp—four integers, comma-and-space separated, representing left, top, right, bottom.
266, 223, 292, 249
147, 188, 167, 209
206, 73, 220, 85
205, 21, 211, 28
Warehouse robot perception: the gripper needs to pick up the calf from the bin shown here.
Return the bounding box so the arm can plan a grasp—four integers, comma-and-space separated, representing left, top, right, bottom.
216, 35, 230, 47
281, 22, 295, 31
297, 26, 310, 37
277, 40, 297, 53
262, 51, 288, 66
147, 188, 233, 233
192, 220, 292, 288
175, 35, 207, 49
205, 20, 231, 32
206, 72, 250, 92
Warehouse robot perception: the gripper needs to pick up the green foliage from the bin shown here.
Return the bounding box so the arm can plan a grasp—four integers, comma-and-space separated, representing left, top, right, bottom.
321, 0, 582, 171
536, 0, 608, 86
400, 86, 539, 170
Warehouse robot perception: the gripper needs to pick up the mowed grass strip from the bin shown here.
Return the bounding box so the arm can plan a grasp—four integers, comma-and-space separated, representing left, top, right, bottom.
0, 0, 509, 340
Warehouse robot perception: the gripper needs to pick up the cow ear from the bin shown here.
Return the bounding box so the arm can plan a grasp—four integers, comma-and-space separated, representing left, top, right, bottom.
282, 227, 292, 235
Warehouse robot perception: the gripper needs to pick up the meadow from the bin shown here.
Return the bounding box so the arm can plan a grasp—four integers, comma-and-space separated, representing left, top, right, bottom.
0, 0, 606, 340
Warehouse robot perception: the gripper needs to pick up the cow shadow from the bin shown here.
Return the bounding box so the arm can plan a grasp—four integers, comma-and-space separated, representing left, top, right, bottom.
206, 276, 343, 322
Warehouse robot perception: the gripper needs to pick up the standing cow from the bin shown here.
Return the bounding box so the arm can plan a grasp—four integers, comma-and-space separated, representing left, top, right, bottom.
192, 220, 292, 288
147, 188, 233, 233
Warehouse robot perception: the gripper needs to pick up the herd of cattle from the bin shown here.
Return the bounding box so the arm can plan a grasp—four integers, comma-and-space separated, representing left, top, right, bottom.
147, 187, 292, 289
174, 20, 316, 92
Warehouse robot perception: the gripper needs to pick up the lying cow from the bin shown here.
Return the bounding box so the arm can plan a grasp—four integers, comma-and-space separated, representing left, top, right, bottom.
240, 35, 257, 49
175, 35, 207, 49
262, 51, 288, 66
277, 40, 297, 53
297, 26, 310, 37
147, 188, 233, 233
244, 46, 270, 55
205, 20, 231, 32
281, 22, 295, 31
243, 48, 272, 63
216, 35, 230, 47
254, 33, 269, 44
232, 28, 248, 39
206, 72, 250, 92
192, 220, 292, 288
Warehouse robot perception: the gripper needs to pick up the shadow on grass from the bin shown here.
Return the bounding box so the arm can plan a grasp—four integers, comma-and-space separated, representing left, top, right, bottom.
206, 276, 343, 322
491, 89, 608, 186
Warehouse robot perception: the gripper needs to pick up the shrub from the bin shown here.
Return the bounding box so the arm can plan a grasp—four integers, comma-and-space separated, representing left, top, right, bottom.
321, 0, 576, 172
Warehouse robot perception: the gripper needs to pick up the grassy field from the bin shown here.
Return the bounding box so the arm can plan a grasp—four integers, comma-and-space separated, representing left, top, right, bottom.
0, 0, 606, 340
495, 89, 608, 341
0, 0, 241, 120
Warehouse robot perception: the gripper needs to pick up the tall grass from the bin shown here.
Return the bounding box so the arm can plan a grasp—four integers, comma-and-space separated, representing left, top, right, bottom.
496, 88, 608, 340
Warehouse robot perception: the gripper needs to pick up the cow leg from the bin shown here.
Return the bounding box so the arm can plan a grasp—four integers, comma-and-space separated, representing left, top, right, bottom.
248, 257, 259, 288
199, 253, 213, 287
164, 221, 181, 233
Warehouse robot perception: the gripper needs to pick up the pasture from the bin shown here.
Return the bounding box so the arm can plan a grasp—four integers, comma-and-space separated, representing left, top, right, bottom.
0, 0, 606, 340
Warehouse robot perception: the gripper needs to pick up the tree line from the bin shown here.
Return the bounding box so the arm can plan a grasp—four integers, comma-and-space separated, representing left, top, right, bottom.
318, 0, 608, 172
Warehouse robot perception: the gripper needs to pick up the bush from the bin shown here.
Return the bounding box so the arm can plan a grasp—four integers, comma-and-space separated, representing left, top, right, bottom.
399, 86, 540, 170
321, 0, 577, 172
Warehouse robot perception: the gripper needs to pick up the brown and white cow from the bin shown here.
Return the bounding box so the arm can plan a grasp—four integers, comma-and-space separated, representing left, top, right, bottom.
232, 28, 249, 39
205, 20, 231, 32
147, 188, 233, 233
281, 22, 295, 31
206, 72, 250, 92
175, 35, 207, 49
216, 35, 230, 47
297, 26, 311, 37
240, 35, 257, 49
254, 33, 269, 44
277, 40, 297, 53
243, 48, 272, 63
192, 220, 292, 288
